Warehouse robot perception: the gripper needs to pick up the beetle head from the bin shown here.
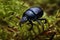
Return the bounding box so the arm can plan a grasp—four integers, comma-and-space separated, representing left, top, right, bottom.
19, 16, 27, 27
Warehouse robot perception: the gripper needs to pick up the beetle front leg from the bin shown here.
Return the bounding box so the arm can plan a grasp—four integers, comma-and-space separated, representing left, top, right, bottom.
28, 20, 33, 31
19, 22, 22, 27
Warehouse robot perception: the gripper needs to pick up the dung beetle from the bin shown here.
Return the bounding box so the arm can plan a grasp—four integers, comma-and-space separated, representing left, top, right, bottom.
19, 7, 47, 31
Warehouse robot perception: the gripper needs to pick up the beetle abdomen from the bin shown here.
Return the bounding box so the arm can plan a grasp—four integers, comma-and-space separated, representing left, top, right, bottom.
30, 7, 41, 14
30, 7, 43, 17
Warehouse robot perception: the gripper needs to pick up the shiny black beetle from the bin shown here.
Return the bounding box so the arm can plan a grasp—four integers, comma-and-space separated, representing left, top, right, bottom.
20, 7, 47, 31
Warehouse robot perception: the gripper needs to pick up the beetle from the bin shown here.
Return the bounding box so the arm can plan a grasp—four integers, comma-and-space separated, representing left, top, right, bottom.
19, 7, 47, 31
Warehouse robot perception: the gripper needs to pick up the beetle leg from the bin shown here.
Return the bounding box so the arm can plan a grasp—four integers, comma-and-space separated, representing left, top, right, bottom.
36, 20, 44, 31
28, 20, 33, 31
38, 18, 47, 23
19, 22, 22, 27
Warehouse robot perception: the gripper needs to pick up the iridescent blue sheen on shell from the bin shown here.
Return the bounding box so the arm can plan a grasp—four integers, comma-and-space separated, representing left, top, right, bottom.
20, 7, 43, 23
